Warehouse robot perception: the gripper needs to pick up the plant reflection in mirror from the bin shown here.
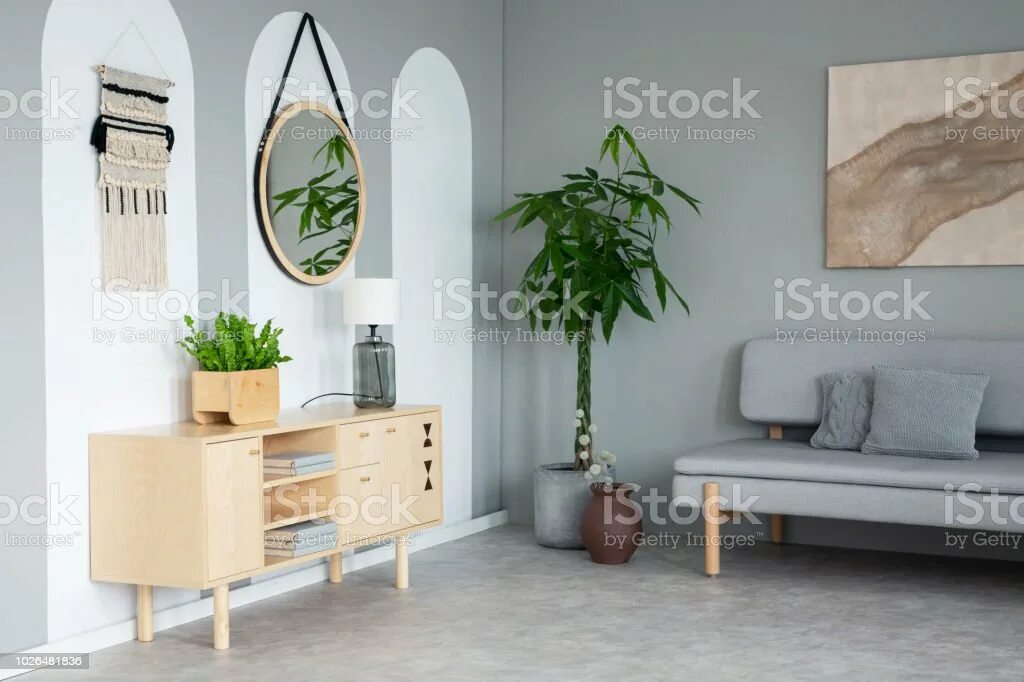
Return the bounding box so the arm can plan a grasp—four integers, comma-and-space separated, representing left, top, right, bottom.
272, 133, 360, 276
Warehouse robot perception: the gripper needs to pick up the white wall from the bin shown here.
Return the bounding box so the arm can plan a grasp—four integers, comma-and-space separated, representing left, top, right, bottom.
41, 0, 198, 641
392, 48, 474, 524
245, 12, 355, 409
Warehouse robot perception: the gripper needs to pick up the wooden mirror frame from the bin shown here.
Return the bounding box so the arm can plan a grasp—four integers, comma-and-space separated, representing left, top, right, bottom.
255, 100, 366, 285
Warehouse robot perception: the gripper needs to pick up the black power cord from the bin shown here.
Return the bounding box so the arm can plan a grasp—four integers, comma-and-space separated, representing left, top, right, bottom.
301, 325, 387, 408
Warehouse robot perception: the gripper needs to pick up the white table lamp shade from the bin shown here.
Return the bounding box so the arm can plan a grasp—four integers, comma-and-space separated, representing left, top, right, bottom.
341, 278, 401, 326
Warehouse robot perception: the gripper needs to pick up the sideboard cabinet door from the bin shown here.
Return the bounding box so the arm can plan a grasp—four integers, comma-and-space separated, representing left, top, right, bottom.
205, 438, 264, 581
383, 413, 443, 531
409, 412, 443, 526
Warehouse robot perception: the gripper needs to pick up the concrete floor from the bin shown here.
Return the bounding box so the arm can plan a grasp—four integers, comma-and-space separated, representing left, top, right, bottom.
22, 525, 1024, 681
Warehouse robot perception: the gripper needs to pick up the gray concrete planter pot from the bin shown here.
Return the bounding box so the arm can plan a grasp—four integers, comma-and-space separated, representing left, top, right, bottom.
534, 463, 615, 549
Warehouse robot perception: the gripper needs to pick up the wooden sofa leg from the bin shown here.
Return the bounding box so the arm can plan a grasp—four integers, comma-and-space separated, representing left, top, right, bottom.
703, 482, 721, 576
770, 514, 784, 544
766, 425, 784, 545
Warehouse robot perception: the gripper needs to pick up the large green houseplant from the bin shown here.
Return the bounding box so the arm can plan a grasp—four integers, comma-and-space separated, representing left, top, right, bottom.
495, 124, 700, 547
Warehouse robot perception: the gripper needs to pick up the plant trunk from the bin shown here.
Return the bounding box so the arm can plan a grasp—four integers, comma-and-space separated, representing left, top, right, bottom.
574, 322, 593, 470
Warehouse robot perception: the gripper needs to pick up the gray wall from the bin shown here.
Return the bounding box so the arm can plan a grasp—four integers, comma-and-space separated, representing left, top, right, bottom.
501, 0, 1024, 557
0, 2, 50, 653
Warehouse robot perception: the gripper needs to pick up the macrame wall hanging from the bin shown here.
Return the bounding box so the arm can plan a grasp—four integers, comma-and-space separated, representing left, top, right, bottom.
91, 65, 175, 290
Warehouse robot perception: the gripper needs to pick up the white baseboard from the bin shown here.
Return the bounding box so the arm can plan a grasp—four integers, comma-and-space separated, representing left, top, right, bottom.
1, 511, 508, 680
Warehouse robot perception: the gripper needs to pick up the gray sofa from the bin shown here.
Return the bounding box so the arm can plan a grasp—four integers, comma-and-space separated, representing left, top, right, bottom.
673, 338, 1024, 575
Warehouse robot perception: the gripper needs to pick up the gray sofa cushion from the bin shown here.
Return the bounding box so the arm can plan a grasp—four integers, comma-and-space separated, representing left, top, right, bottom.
862, 366, 989, 460
673, 438, 1024, 495
810, 372, 873, 450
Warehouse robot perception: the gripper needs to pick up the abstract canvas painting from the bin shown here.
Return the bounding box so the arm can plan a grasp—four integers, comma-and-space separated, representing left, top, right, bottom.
827, 50, 1024, 267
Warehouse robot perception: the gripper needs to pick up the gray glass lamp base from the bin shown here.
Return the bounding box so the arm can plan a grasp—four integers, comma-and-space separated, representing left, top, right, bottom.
353, 332, 396, 408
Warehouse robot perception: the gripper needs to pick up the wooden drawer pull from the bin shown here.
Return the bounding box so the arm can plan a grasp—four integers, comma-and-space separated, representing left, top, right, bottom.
359, 432, 370, 438
359, 476, 371, 482
249, 449, 260, 456
386, 427, 397, 433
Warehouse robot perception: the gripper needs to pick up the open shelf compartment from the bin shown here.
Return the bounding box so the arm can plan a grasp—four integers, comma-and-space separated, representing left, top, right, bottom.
261, 426, 339, 486
262, 470, 339, 530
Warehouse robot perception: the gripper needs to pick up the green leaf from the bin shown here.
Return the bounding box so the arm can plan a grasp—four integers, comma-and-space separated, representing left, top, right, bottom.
307, 169, 338, 187
620, 126, 651, 173
313, 138, 332, 166
615, 282, 654, 322
272, 187, 306, 216
666, 183, 702, 214
549, 242, 565, 279
653, 267, 668, 311
299, 203, 314, 237
600, 288, 621, 342
663, 275, 690, 315
564, 181, 594, 192
493, 198, 531, 222
333, 135, 348, 169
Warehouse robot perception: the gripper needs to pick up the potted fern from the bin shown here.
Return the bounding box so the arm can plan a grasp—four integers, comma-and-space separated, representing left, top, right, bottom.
179, 313, 292, 425
495, 125, 700, 548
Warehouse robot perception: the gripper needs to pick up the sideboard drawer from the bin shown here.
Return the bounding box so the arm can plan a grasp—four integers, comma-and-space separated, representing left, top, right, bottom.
338, 422, 382, 469
338, 463, 383, 543
338, 417, 406, 469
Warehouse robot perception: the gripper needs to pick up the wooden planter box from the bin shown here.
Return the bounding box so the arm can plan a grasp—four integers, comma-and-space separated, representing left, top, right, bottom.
191, 367, 280, 425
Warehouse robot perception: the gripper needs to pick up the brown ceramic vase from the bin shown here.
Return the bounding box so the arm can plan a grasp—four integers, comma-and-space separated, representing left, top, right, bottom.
580, 483, 643, 564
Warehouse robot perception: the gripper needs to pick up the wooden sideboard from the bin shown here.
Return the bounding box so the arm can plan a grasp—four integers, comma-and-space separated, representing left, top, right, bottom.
89, 403, 443, 649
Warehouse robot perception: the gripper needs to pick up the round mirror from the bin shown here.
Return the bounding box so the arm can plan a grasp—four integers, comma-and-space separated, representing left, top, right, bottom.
256, 101, 365, 284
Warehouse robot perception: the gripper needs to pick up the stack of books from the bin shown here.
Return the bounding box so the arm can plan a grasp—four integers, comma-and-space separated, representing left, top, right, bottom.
265, 520, 339, 558
263, 451, 335, 477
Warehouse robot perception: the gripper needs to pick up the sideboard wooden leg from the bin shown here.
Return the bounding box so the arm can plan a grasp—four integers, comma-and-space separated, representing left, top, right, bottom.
136, 585, 153, 642
329, 553, 343, 584
395, 538, 409, 589
213, 585, 229, 650
770, 514, 784, 544
703, 482, 721, 577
